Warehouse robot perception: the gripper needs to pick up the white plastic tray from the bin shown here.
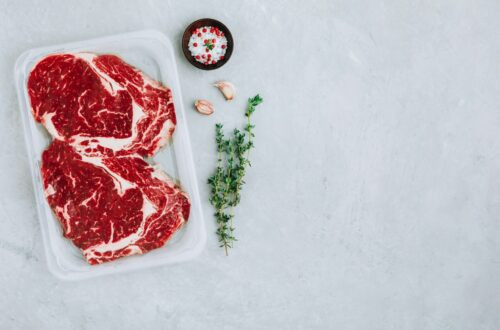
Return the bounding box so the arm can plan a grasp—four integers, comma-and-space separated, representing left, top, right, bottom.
14, 30, 206, 280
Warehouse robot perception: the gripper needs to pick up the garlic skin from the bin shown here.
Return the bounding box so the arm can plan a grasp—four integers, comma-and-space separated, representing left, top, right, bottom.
214, 81, 235, 100
194, 100, 214, 115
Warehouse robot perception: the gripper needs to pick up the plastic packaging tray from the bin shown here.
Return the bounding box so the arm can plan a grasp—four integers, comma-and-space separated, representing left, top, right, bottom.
14, 30, 206, 280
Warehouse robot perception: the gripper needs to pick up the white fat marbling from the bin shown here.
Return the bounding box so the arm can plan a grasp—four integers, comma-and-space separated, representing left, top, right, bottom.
0, 0, 499, 329
79, 154, 136, 195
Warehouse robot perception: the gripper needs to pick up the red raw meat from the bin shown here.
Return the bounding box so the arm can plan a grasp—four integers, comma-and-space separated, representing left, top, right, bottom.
28, 53, 176, 157
28, 53, 190, 265
41, 140, 190, 265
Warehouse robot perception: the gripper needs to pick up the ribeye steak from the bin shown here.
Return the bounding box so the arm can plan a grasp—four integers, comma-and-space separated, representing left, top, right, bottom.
28, 53, 176, 157
28, 52, 190, 265
41, 140, 190, 265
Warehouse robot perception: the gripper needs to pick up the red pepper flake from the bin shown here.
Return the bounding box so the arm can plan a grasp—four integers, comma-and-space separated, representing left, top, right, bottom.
221, 45, 226, 49
205, 48, 209, 52
193, 42, 198, 47
211, 60, 216, 64
210, 27, 215, 33
204, 39, 208, 44
219, 55, 224, 60
195, 55, 200, 59
197, 32, 202, 37
202, 28, 207, 32
215, 31, 220, 36
207, 53, 211, 58
212, 38, 216, 43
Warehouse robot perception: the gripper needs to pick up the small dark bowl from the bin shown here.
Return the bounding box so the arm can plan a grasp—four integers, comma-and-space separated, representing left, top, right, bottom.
182, 18, 234, 70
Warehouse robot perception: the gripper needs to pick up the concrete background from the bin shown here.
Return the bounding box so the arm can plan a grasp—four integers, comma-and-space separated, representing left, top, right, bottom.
0, 0, 499, 329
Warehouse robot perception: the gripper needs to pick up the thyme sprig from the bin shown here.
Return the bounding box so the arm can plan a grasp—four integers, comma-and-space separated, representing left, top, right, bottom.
208, 95, 264, 255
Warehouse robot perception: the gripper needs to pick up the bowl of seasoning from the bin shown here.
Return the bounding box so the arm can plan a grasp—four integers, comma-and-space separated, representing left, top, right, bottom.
182, 18, 234, 70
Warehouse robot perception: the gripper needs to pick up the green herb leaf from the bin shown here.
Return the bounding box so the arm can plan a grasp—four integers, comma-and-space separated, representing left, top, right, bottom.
204, 42, 215, 51
208, 94, 264, 255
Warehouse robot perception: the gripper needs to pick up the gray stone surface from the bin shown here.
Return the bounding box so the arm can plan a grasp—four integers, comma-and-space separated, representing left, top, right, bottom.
0, 0, 499, 329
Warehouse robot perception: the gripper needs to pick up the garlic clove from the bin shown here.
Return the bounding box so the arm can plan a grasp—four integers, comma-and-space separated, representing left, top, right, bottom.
194, 99, 214, 115
214, 81, 235, 101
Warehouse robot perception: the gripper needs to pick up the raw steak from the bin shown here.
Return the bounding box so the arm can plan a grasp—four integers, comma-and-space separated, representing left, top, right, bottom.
28, 53, 176, 157
41, 140, 190, 265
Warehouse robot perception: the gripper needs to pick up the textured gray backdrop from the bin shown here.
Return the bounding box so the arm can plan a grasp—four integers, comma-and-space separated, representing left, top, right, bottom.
0, 0, 499, 329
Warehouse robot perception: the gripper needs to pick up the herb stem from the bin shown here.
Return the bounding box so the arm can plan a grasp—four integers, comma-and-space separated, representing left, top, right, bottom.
246, 114, 252, 160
